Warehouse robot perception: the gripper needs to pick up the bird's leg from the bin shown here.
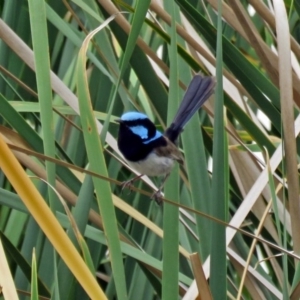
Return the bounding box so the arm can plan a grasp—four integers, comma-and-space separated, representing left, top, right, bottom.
121, 174, 143, 194
151, 173, 170, 205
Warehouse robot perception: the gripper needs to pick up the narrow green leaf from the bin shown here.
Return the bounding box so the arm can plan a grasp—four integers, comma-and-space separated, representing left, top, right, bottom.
100, 0, 152, 143
28, 0, 57, 210
30, 249, 39, 300
209, 1, 228, 298
76, 17, 128, 299
162, 1, 180, 300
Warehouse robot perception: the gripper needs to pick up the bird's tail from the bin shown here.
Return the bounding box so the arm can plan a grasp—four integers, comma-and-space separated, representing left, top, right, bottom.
165, 74, 215, 143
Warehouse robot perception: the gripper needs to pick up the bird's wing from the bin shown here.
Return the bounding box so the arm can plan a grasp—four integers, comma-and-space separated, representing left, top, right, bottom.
154, 137, 184, 165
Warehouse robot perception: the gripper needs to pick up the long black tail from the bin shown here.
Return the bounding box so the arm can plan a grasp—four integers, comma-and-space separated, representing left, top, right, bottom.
165, 74, 215, 143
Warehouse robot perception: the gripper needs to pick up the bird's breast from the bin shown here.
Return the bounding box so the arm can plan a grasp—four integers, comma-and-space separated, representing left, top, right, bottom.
127, 152, 175, 176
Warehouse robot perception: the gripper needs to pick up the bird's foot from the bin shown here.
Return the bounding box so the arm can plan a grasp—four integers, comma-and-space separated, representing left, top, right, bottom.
120, 179, 135, 195
151, 189, 163, 205
120, 174, 143, 195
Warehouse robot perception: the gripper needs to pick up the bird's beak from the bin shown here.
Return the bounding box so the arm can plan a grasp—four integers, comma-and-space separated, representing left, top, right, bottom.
115, 119, 122, 124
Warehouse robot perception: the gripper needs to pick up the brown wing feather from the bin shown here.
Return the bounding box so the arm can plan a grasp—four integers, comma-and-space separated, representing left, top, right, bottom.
154, 137, 184, 165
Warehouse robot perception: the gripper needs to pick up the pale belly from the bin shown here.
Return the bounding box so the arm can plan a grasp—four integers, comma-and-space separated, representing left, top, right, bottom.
127, 152, 175, 176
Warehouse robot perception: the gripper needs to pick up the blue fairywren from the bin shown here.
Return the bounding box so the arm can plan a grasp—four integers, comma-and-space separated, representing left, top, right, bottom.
117, 74, 215, 203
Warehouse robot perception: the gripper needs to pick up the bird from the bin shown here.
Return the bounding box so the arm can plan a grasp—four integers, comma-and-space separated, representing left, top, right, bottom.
116, 74, 215, 204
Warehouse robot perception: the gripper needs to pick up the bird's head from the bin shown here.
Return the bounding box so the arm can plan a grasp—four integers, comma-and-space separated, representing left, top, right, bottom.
117, 112, 162, 144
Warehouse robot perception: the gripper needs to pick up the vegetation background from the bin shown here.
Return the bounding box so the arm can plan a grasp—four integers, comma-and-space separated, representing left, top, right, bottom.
0, 0, 299, 299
